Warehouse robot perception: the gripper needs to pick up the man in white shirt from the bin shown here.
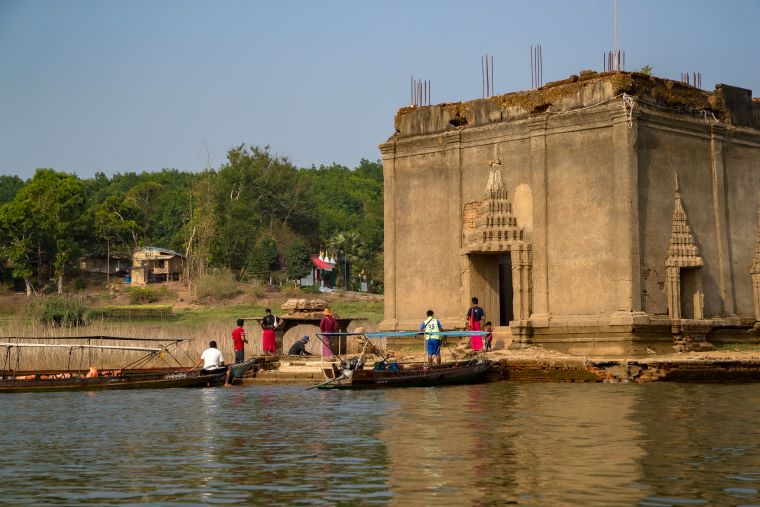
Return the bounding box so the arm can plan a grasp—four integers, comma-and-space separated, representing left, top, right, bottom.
196, 340, 232, 386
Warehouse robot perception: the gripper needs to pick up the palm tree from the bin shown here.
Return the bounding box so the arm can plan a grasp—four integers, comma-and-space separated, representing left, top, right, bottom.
326, 232, 364, 290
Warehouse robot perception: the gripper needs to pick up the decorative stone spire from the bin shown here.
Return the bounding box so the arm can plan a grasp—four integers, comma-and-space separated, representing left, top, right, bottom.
464, 146, 523, 251
665, 174, 703, 268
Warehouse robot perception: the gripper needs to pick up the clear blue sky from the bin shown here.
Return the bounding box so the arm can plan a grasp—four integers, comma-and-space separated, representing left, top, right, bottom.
1, 0, 758, 179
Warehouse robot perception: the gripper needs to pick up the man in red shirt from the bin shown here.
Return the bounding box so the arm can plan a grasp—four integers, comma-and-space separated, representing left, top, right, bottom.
232, 319, 248, 363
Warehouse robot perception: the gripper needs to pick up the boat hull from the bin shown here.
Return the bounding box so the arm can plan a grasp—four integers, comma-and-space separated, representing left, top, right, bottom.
0, 370, 226, 393
318, 360, 494, 389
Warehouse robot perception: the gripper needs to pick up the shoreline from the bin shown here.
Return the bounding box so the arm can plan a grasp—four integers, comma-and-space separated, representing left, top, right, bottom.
240, 348, 760, 385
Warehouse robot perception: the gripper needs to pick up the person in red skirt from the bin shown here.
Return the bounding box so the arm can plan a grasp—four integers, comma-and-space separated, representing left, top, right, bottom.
261, 308, 278, 356
466, 297, 485, 351
319, 308, 339, 358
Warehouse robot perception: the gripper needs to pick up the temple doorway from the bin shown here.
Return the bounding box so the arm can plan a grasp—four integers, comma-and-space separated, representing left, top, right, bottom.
467, 253, 514, 327
499, 254, 514, 325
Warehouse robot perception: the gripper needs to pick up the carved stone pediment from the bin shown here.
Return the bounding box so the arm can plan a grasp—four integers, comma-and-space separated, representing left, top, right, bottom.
463, 147, 524, 254
665, 176, 703, 269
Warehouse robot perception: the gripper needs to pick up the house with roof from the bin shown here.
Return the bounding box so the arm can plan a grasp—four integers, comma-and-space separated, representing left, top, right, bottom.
300, 253, 337, 291
130, 247, 185, 285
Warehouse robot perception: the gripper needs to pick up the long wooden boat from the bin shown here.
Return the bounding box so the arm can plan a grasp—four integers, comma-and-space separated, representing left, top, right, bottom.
0, 337, 246, 393
318, 358, 493, 389
314, 331, 494, 390
0, 369, 226, 393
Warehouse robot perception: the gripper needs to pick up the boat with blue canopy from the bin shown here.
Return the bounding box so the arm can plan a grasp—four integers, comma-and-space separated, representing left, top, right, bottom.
312, 330, 494, 390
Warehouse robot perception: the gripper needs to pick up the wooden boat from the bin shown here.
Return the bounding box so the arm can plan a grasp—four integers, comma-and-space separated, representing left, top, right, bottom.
318, 358, 493, 389
314, 331, 494, 390
0, 337, 236, 393
0, 369, 226, 393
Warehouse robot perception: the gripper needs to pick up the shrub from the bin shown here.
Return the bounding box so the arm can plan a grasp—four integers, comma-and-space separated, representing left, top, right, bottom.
195, 268, 239, 300
126, 285, 176, 304
249, 279, 266, 299
280, 285, 302, 298
299, 285, 321, 294
87, 305, 174, 321
27, 295, 86, 326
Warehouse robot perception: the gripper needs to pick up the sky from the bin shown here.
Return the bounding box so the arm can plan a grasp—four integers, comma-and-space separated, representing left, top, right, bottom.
1, 0, 759, 179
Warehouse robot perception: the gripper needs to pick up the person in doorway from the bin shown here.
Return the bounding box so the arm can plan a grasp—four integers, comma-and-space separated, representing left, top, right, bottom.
231, 318, 248, 363
466, 297, 485, 351
196, 340, 232, 386
484, 321, 494, 352
319, 308, 339, 358
420, 309, 444, 366
261, 309, 278, 356
288, 336, 313, 356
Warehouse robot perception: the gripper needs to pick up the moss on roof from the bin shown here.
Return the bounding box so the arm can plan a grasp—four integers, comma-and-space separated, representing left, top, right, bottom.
394, 71, 727, 132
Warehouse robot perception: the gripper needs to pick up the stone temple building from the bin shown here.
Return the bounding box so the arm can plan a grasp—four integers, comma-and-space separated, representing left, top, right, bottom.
379, 71, 760, 355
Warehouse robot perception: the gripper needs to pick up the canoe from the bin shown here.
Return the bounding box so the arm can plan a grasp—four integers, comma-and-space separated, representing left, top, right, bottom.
317, 358, 494, 389
0, 369, 226, 393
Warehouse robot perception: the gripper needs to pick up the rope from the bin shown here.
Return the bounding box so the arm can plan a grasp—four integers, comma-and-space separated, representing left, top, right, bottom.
545, 92, 720, 128
622, 93, 635, 127
547, 93, 625, 118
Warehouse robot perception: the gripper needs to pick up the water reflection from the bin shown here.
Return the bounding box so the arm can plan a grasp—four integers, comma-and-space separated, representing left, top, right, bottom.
1, 384, 760, 505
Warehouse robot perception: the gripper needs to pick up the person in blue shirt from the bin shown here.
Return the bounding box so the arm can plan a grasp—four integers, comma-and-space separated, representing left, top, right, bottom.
420, 309, 444, 366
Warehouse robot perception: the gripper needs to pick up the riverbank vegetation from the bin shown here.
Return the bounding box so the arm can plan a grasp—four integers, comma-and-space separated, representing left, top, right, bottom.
0, 146, 384, 296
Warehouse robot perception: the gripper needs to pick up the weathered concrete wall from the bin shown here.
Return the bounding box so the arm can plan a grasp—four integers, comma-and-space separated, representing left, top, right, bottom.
381, 72, 760, 354
724, 137, 760, 316
545, 121, 618, 316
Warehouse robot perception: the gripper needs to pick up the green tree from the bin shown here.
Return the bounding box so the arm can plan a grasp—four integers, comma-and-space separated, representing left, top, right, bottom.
640, 65, 653, 76
0, 169, 86, 294
284, 240, 312, 283
0, 201, 36, 295
124, 181, 163, 243
247, 234, 279, 282
211, 145, 315, 275
184, 170, 217, 282
0, 175, 24, 204
327, 231, 365, 290
26, 169, 86, 293
93, 195, 140, 283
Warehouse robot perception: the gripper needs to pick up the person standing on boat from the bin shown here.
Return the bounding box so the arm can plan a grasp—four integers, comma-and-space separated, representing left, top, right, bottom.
319, 308, 339, 358
196, 340, 232, 386
231, 318, 248, 363
261, 309, 278, 356
466, 297, 485, 351
420, 309, 444, 366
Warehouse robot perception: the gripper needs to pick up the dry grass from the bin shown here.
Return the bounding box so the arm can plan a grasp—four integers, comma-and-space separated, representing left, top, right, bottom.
0, 319, 266, 371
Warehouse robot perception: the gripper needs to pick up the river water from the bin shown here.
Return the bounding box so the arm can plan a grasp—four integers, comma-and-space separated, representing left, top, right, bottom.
2, 383, 760, 506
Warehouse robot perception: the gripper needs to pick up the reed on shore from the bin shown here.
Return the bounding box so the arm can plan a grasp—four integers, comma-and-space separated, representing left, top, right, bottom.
0, 319, 265, 371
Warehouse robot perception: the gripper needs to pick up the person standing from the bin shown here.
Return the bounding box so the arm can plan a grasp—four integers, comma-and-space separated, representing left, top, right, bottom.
261, 309, 278, 356
420, 309, 444, 366
231, 318, 248, 363
466, 297, 485, 351
483, 321, 494, 352
319, 308, 339, 358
